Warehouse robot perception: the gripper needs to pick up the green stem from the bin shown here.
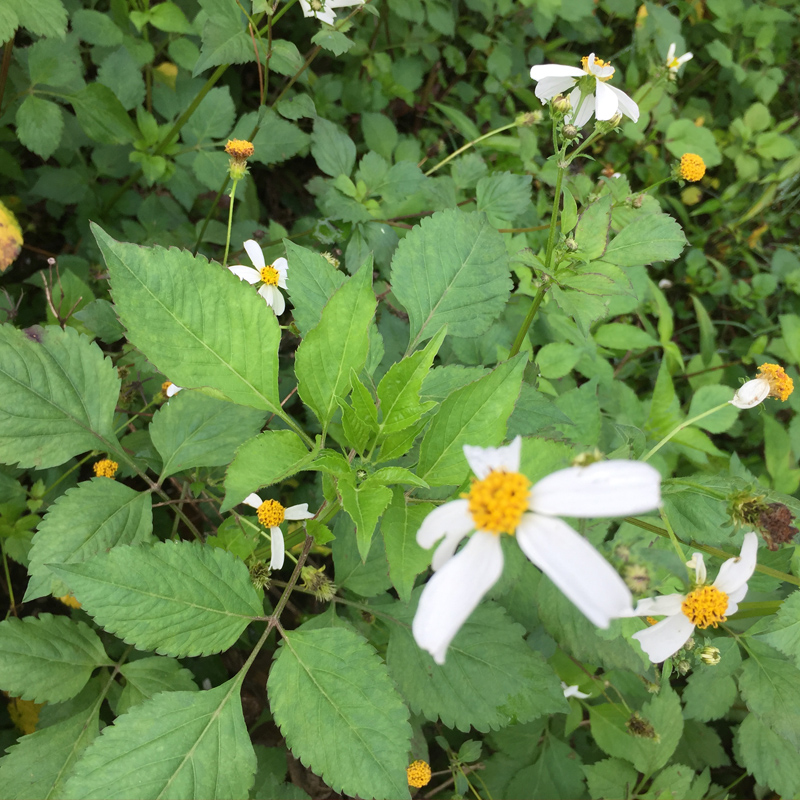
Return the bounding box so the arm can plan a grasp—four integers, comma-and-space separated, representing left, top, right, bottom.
222, 178, 239, 268
509, 283, 547, 357
424, 121, 518, 176
659, 508, 688, 571
642, 401, 731, 462
1, 537, 16, 619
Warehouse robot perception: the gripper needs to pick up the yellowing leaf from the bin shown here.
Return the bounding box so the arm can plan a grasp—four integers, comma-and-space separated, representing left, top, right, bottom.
0, 199, 23, 273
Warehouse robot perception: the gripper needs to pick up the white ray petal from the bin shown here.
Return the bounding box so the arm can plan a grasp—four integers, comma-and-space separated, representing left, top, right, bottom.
572, 92, 596, 127
632, 613, 695, 663
667, 43, 677, 63
284, 503, 314, 520
687, 552, 707, 585
417, 499, 472, 550
630, 593, 686, 617
608, 85, 639, 123
463, 437, 521, 479
713, 532, 758, 595
730, 378, 770, 409
270, 526, 285, 570
228, 265, 261, 284
165, 383, 182, 397
534, 75, 579, 102
243, 493, 262, 509
243, 239, 265, 269
530, 64, 584, 80
594, 81, 619, 120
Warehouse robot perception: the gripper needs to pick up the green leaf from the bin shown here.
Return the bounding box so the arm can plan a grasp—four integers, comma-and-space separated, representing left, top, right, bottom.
150, 391, 266, 479
193, 0, 252, 75
0, 324, 121, 469
339, 475, 393, 560
27, 36, 83, 90
476, 172, 532, 222
311, 29, 355, 56
506, 736, 586, 800
683, 638, 741, 721
671, 721, 730, 771
686, 384, 738, 434
417, 354, 526, 486
181, 87, 235, 145
665, 119, 723, 167
268, 40, 305, 76
0, 5, 17, 42
583, 758, 639, 800
24, 478, 153, 602
339, 370, 378, 454
295, 258, 376, 429
64, 678, 256, 800
251, 746, 311, 800
387, 599, 567, 732
116, 657, 198, 715
92, 225, 283, 414
758, 590, 800, 666
250, 110, 310, 167
148, 2, 194, 33
73, 299, 125, 344
779, 313, 800, 366
0, 614, 109, 703
49, 540, 262, 658
15, 96, 64, 159
69, 84, 139, 144
71, 9, 123, 46
391, 209, 511, 351
7, 0, 67, 39
561, 186, 578, 234
603, 213, 686, 267
361, 112, 398, 161
332, 515, 392, 597
311, 118, 356, 178
268, 626, 412, 800
594, 322, 659, 351
574, 195, 612, 261
735, 713, 800, 799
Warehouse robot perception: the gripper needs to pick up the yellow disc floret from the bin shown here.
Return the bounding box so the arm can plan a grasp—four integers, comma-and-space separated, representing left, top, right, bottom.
260, 265, 280, 286
757, 363, 794, 402
224, 139, 255, 161
162, 381, 173, 394
681, 585, 728, 629
679, 153, 706, 182
582, 55, 614, 81
407, 760, 432, 788
257, 499, 285, 527
466, 470, 531, 535
93, 459, 118, 479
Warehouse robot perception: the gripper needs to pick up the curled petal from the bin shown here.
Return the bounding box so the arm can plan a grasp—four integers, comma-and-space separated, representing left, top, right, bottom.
530, 460, 661, 518
412, 532, 504, 664
725, 583, 749, 616
530, 64, 584, 81
561, 682, 591, 699
607, 85, 639, 123
243, 493, 262, 509
730, 378, 770, 409
630, 593, 686, 617
534, 75, 579, 103
243, 239, 265, 269
270, 526, 285, 570
228, 265, 261, 285
516, 513, 634, 628
587, 53, 614, 80
594, 81, 619, 121
687, 552, 707, 585
713, 532, 758, 595
417, 499, 472, 550
463, 436, 521, 480
165, 383, 183, 397
677, 52, 693, 66
632, 613, 695, 663
284, 503, 314, 520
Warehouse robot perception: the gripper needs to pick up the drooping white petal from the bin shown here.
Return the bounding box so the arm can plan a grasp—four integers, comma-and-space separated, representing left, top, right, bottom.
571, 92, 596, 128
607, 85, 640, 123
412, 532, 504, 664
273, 257, 289, 288
730, 378, 770, 409
725, 583, 749, 616
632, 613, 696, 663
243, 239, 265, 269
243, 493, 262, 509
463, 437, 522, 480
594, 81, 619, 121
259, 284, 286, 315
561, 682, 591, 699
516, 513, 634, 628
228, 265, 261, 284
713, 532, 758, 595
630, 593, 686, 617
165, 383, 183, 397
530, 460, 661, 518
530, 64, 584, 81
284, 503, 314, 520
417, 499, 472, 550
270, 526, 285, 570
677, 52, 693, 66
534, 75, 579, 102
687, 552, 707, 585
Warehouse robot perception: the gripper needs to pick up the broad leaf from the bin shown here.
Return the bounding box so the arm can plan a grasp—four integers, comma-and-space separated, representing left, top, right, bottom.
117, 657, 198, 715
583, 758, 639, 800
251, 746, 310, 800
758, 590, 800, 666
391, 209, 511, 351
69, 84, 139, 144
603, 213, 686, 267
338, 475, 393, 560
92, 225, 282, 413
506, 736, 586, 800
0, 614, 109, 703
573, 195, 612, 261
382, 490, 433, 604
0, 324, 120, 469
310, 117, 356, 178
64, 678, 256, 800
475, 172, 532, 222
15, 95, 64, 159
193, 0, 252, 75
269, 626, 412, 800
735, 713, 800, 798
49, 540, 263, 657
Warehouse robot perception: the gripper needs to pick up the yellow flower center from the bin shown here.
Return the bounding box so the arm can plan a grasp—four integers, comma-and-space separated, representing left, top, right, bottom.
93, 459, 118, 479
257, 499, 285, 527
162, 381, 173, 394
667, 57, 681, 69
681, 585, 728, 629
466, 470, 531, 535
260, 265, 280, 286
407, 760, 432, 788
582, 55, 614, 82
679, 153, 706, 182
224, 138, 254, 161
757, 363, 794, 401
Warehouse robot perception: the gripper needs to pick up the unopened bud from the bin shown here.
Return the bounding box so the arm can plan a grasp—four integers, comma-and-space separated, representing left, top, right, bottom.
301, 565, 337, 602
552, 94, 571, 113
632, 195, 644, 208
683, 637, 696, 652
699, 645, 721, 665
562, 124, 578, 140
515, 111, 541, 127
609, 112, 623, 127
676, 659, 692, 675
623, 563, 650, 594
565, 237, 578, 251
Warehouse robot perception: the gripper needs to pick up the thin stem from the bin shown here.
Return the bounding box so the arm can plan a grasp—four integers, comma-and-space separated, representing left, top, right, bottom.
642, 401, 731, 462
223, 178, 239, 268
0, 38, 14, 115
1, 538, 16, 618
508, 283, 547, 357
659, 508, 688, 570
424, 121, 518, 176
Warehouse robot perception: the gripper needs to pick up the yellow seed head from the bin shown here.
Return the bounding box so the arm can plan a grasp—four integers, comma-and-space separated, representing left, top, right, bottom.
756, 363, 794, 402
679, 153, 706, 182
224, 139, 255, 161
681, 585, 728, 629
257, 499, 285, 527
93, 459, 118, 479
465, 470, 531, 535
407, 760, 432, 788
260, 265, 280, 286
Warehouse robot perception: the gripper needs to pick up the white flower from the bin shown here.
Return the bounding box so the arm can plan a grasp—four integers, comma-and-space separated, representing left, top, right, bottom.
228, 240, 288, 316
730, 363, 794, 409
299, 0, 364, 25
630, 532, 758, 663
561, 681, 591, 699
666, 43, 693, 75
163, 381, 183, 398
243, 493, 314, 570
530, 53, 639, 128
411, 437, 662, 664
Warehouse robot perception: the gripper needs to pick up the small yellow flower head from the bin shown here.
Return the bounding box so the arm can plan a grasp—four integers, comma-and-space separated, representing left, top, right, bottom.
407, 760, 432, 788
257, 499, 285, 528
464, 470, 531, 536
58, 593, 82, 609
93, 459, 118, 479
224, 139, 255, 161
681, 585, 729, 629
679, 153, 706, 182
699, 645, 721, 665
8, 696, 44, 735
756, 363, 794, 401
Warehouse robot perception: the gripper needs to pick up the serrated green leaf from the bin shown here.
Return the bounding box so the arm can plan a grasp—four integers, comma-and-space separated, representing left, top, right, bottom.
734, 713, 800, 799
27, 36, 83, 90
268, 626, 412, 800
71, 9, 123, 46
295, 258, 376, 429
417, 354, 526, 486
311, 29, 354, 55
594, 322, 659, 351
377, 417, 428, 463
150, 391, 266, 479
665, 119, 723, 166
339, 476, 393, 560
24, 478, 153, 602
251, 746, 311, 800
387, 599, 567, 732
603, 213, 686, 267
332, 514, 392, 597
92, 225, 283, 414
506, 736, 586, 799
561, 186, 578, 234
50, 540, 262, 657
149, 2, 194, 33
0, 615, 109, 704
339, 369, 378, 454
574, 195, 612, 261
391, 209, 511, 351
181, 87, 235, 145
222, 429, 314, 512
15, 95, 64, 160
583, 758, 639, 800
311, 117, 356, 178
671, 721, 729, 771
193, 0, 251, 75
242, 109, 310, 167
64, 678, 256, 800
69, 84, 139, 144
382, 490, 433, 604
758, 590, 800, 666
7, 0, 67, 39
0, 324, 121, 469
475, 172, 532, 222
117, 657, 198, 715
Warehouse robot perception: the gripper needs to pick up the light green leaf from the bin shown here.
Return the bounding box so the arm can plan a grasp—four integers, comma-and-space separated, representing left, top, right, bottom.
594, 322, 660, 351
382, 490, 433, 604
735, 713, 800, 799
181, 87, 235, 145
506, 736, 585, 799
311, 117, 356, 178
64, 678, 256, 800
583, 758, 639, 800
391, 209, 511, 351
15, 96, 64, 159
150, 391, 266, 479
251, 746, 311, 800
561, 186, 578, 234
339, 475, 393, 560
268, 40, 305, 76
0, 324, 121, 469
249, 110, 310, 167
686, 384, 738, 434
268, 626, 412, 800
117, 657, 198, 715
536, 342, 580, 380
92, 225, 283, 414
0, 5, 17, 41
0, 614, 109, 703
603, 213, 686, 267
24, 478, 153, 602
387, 599, 567, 732
476, 172, 532, 221
222, 429, 314, 512
683, 638, 741, 721
71, 9, 123, 46
69, 84, 139, 144
97, 48, 145, 111
665, 119, 723, 166
149, 2, 194, 33
7, 0, 67, 39
779, 313, 800, 366
361, 112, 398, 161
27, 36, 83, 90
417, 354, 526, 486
295, 258, 376, 429
339, 370, 378, 454
758, 590, 800, 666
574, 195, 612, 261
311, 29, 354, 56
193, 0, 252, 75
49, 540, 263, 658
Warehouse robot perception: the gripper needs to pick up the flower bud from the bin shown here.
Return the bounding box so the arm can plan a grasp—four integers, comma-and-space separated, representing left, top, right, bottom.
699, 645, 721, 665
224, 138, 255, 182
632, 195, 644, 208
623, 564, 650, 594
552, 94, 571, 114
515, 111, 542, 127
565, 237, 578, 251
562, 124, 579, 140
676, 659, 692, 675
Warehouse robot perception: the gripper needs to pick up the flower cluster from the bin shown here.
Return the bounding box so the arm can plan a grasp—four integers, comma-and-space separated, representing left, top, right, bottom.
678, 153, 706, 182
406, 760, 431, 789
93, 459, 118, 479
